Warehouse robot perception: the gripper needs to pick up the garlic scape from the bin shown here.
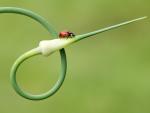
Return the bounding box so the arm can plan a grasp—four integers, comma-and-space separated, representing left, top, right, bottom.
0, 7, 146, 100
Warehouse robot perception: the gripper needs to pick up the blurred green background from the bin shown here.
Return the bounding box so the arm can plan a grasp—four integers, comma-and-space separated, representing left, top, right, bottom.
0, 0, 149, 113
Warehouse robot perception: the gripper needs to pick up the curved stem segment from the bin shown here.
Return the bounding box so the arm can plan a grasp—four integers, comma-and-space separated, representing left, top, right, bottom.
10, 48, 67, 100
0, 7, 58, 38
0, 7, 67, 100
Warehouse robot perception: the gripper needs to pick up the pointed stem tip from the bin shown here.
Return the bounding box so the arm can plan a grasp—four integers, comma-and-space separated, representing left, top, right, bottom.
75, 16, 148, 41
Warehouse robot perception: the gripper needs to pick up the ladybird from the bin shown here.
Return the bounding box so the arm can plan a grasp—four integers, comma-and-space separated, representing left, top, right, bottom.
59, 31, 75, 38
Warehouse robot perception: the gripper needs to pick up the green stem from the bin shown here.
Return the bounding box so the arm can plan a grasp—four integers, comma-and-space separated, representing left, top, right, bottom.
0, 7, 67, 100
74, 16, 147, 42
10, 48, 67, 100
0, 7, 58, 38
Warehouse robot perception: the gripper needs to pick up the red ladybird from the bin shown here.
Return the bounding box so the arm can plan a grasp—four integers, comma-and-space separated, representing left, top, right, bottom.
59, 31, 75, 38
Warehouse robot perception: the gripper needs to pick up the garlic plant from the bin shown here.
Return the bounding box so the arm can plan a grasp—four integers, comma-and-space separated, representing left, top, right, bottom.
0, 7, 147, 100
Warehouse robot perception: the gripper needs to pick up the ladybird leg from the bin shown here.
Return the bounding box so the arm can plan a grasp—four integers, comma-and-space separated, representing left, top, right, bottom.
72, 34, 75, 37
70, 33, 75, 38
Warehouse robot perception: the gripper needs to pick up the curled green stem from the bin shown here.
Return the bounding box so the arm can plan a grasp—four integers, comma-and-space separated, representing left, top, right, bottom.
0, 7, 67, 100
10, 48, 67, 100
0, 7, 147, 101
